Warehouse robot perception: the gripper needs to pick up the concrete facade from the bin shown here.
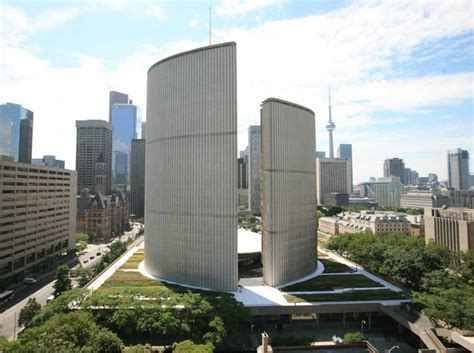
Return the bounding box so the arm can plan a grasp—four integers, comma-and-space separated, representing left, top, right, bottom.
0, 156, 76, 279
384, 158, 406, 185
145, 42, 238, 291
425, 207, 474, 252
261, 98, 317, 287
75, 120, 112, 195
248, 125, 261, 214
315, 158, 348, 205
447, 148, 470, 190
400, 189, 449, 209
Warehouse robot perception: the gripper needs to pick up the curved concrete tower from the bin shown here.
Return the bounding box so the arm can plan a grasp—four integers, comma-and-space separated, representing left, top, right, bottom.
261, 98, 317, 287
145, 42, 238, 291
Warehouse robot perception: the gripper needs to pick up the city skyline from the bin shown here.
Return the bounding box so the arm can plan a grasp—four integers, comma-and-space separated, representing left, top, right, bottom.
1, 0, 473, 181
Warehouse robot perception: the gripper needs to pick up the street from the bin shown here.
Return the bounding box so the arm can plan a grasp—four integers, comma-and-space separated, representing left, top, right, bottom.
0, 223, 142, 340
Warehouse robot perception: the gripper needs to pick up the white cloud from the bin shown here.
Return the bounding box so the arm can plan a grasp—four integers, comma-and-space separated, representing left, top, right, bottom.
147, 4, 166, 21
189, 18, 201, 28
1, 0, 473, 181
217, 0, 283, 17
34, 8, 80, 30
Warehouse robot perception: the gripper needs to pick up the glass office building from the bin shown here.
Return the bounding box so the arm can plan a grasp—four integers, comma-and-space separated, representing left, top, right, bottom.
0, 102, 34, 163
111, 103, 141, 189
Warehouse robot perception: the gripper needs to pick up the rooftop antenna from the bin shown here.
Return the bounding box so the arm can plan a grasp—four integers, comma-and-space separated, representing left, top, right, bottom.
209, 2, 212, 46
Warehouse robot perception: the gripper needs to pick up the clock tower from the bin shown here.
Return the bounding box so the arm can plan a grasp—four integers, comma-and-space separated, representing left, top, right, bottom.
95, 153, 107, 195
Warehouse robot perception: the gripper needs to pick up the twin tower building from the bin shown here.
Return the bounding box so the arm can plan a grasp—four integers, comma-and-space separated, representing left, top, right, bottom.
145, 42, 317, 291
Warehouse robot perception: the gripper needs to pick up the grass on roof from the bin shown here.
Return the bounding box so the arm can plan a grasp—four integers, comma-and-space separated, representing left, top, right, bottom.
284, 289, 408, 303
120, 249, 144, 269
320, 258, 353, 273
282, 274, 383, 292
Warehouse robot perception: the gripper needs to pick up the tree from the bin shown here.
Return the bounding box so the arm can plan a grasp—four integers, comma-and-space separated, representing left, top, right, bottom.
203, 316, 227, 345
18, 298, 41, 327
343, 331, 366, 343
173, 340, 213, 353
19, 311, 122, 353
53, 265, 72, 298
76, 233, 90, 243
76, 268, 93, 287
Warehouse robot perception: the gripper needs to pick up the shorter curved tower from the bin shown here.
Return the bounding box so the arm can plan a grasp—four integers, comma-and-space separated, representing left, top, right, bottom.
261, 98, 317, 287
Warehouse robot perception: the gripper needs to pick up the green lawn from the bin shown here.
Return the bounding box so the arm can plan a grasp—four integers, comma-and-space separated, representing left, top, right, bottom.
93, 270, 231, 302
320, 258, 353, 273
120, 249, 144, 269
282, 274, 383, 292
284, 289, 408, 303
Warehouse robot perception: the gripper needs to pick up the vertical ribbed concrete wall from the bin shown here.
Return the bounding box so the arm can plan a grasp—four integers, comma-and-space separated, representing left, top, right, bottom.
145, 42, 238, 291
261, 98, 317, 287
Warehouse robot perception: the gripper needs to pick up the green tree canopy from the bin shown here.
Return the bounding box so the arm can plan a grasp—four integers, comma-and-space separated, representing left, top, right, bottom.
53, 265, 72, 298
18, 298, 41, 327
173, 340, 213, 353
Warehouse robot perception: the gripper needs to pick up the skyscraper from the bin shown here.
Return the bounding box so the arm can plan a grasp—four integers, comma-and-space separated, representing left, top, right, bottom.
337, 143, 353, 193
141, 122, 147, 140
404, 168, 412, 185
75, 120, 112, 194
326, 91, 336, 158
108, 91, 129, 123
248, 125, 262, 214
131, 139, 146, 218
384, 157, 406, 184
145, 42, 238, 291
316, 157, 348, 205
111, 103, 141, 190
237, 158, 247, 189
261, 98, 317, 286
0, 102, 34, 163
448, 149, 470, 190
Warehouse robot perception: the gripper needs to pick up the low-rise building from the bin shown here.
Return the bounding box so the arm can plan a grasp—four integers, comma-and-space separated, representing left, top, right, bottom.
318, 217, 338, 235
425, 207, 473, 252
400, 189, 449, 209
0, 155, 76, 279
76, 188, 129, 242
318, 210, 411, 237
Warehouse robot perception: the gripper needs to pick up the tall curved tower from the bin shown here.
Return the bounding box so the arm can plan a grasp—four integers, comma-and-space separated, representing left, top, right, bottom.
261, 98, 317, 286
145, 42, 238, 291
326, 90, 336, 158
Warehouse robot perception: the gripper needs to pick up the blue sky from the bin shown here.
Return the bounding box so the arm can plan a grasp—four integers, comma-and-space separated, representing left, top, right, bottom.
1, 0, 473, 182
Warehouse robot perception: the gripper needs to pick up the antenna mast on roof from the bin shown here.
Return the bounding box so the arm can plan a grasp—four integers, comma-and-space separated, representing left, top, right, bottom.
209, 2, 212, 45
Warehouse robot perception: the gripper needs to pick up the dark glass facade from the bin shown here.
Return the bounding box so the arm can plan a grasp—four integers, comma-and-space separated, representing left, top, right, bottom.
0, 103, 33, 163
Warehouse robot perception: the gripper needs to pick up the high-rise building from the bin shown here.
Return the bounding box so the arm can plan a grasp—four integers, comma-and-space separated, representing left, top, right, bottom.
32, 155, 65, 169
404, 168, 412, 185
248, 125, 261, 214
111, 103, 141, 189
130, 139, 146, 218
145, 42, 238, 291
237, 158, 247, 189
0, 155, 77, 280
383, 158, 406, 184
75, 120, 112, 195
0, 102, 34, 163
261, 98, 317, 286
141, 122, 147, 140
239, 146, 249, 164
316, 158, 348, 205
374, 176, 403, 207
315, 151, 326, 159
326, 91, 336, 158
425, 207, 473, 252
410, 170, 419, 185
428, 173, 439, 183
337, 143, 353, 193
447, 148, 470, 190
108, 91, 129, 123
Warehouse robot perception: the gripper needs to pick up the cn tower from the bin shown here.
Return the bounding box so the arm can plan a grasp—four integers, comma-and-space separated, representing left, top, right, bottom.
326, 90, 336, 158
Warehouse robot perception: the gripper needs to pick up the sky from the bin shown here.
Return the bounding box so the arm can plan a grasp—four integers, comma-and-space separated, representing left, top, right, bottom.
1, 0, 473, 183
